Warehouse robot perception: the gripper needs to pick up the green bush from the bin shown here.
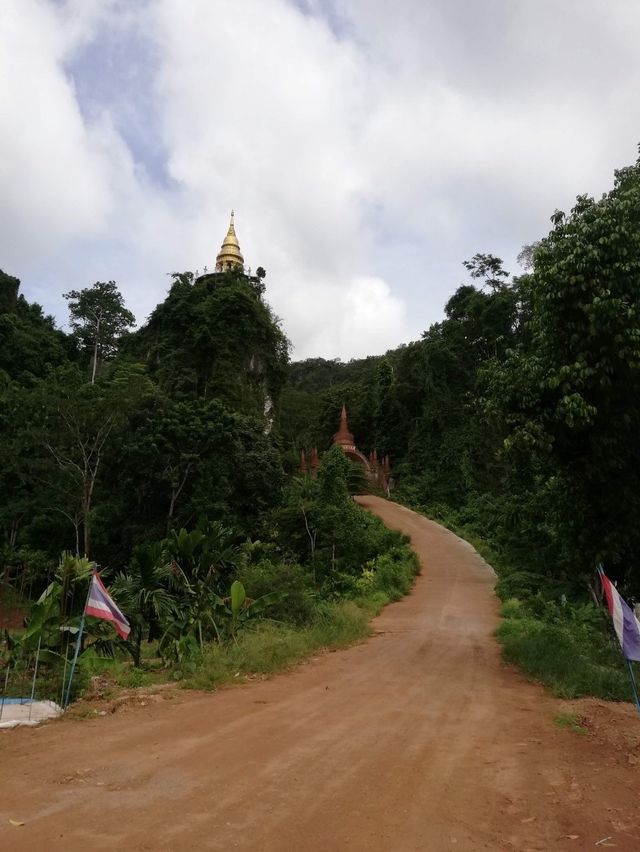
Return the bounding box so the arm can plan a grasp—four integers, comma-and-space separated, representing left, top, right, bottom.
350, 544, 420, 608
500, 597, 525, 619
237, 559, 316, 625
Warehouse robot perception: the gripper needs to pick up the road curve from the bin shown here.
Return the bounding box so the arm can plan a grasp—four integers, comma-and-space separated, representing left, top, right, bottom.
1, 496, 639, 851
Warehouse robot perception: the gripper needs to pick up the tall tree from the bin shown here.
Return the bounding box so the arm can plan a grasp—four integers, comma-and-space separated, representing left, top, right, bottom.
39, 364, 153, 556
64, 281, 135, 383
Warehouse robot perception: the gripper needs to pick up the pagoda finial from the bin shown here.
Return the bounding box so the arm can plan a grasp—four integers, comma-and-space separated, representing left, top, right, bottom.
215, 211, 244, 272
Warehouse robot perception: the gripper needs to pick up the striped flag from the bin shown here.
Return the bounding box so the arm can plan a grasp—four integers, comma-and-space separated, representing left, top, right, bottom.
599, 568, 640, 662
85, 572, 130, 640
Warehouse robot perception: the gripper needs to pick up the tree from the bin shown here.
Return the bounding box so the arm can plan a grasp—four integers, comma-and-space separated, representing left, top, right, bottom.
462, 254, 510, 291
39, 364, 153, 557
486, 153, 640, 581
64, 281, 135, 383
373, 357, 400, 457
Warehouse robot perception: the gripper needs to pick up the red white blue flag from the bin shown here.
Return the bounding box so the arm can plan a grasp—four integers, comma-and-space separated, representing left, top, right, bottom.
85, 572, 130, 640
599, 567, 640, 662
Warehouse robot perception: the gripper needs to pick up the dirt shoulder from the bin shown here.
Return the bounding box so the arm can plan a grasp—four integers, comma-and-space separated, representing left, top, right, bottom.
1, 496, 639, 851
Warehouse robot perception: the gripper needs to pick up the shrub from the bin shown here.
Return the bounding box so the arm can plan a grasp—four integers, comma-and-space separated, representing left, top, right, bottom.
237, 559, 316, 625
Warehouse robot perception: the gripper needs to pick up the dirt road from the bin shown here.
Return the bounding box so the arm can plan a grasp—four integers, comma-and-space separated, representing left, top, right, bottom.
2, 497, 639, 851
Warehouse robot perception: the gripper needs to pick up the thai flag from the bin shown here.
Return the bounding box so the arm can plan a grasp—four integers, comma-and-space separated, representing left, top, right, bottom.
85, 572, 130, 640
599, 567, 640, 662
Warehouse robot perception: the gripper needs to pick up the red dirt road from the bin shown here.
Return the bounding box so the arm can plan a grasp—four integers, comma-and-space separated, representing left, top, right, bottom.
2, 497, 640, 851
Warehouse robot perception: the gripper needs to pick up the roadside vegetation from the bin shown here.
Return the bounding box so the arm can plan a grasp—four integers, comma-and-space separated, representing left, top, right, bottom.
1, 443, 418, 702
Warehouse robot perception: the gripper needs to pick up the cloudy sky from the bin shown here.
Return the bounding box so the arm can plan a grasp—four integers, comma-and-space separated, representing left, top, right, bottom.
2, 1, 640, 360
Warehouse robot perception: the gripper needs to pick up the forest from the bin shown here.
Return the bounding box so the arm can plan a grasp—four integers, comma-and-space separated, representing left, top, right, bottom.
2, 150, 640, 703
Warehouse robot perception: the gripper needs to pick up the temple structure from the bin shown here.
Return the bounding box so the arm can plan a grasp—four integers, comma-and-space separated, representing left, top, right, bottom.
215, 211, 245, 272
332, 404, 370, 469
298, 405, 392, 492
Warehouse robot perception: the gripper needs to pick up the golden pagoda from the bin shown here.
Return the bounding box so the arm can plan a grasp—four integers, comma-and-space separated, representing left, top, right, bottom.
215, 211, 245, 272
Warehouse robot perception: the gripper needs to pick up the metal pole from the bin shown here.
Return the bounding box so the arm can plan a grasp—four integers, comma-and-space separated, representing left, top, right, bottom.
28, 637, 42, 722
63, 568, 95, 710
626, 660, 640, 716
0, 662, 11, 722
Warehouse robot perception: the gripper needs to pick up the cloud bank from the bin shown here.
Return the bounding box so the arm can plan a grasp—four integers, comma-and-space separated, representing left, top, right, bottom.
1, 0, 639, 359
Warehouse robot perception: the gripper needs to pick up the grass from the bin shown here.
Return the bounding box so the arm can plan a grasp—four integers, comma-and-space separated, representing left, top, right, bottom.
554, 712, 587, 735
183, 600, 371, 690
495, 610, 631, 700
182, 544, 419, 691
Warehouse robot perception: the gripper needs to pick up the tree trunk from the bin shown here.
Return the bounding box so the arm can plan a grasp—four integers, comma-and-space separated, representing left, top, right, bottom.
167, 488, 178, 536
83, 478, 92, 557
166, 465, 192, 535
91, 315, 101, 384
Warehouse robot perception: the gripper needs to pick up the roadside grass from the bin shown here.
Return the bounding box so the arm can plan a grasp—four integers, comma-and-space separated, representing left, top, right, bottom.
184, 600, 371, 690
495, 606, 631, 700
2, 542, 419, 706
554, 712, 587, 735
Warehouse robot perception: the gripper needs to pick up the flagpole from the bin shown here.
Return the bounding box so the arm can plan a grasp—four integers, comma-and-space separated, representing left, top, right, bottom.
63, 565, 96, 710
626, 660, 640, 715
28, 636, 42, 722
0, 662, 11, 722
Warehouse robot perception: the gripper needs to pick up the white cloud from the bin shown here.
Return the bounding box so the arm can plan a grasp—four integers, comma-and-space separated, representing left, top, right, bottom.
280, 274, 408, 360
0, 2, 112, 258
2, 0, 640, 358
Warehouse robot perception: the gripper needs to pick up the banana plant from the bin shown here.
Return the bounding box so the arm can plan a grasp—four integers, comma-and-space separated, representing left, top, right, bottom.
213, 580, 285, 644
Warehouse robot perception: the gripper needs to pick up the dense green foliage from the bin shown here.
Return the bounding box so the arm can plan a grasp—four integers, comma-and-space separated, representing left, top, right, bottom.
496, 597, 630, 700
0, 269, 287, 575
1, 264, 418, 703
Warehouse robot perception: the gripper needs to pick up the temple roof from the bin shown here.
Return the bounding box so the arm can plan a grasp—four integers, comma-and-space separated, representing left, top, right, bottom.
216, 211, 245, 271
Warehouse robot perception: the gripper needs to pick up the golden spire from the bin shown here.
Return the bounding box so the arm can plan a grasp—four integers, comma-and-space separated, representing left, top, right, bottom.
215, 210, 245, 272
